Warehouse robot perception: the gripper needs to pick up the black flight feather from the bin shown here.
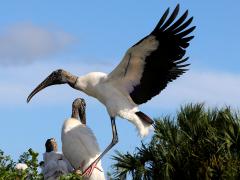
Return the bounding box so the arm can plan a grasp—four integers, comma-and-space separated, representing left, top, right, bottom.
130, 5, 195, 105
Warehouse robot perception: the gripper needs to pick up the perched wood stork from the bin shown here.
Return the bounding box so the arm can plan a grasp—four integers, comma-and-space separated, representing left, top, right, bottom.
42, 138, 73, 179
27, 4, 195, 173
62, 98, 105, 179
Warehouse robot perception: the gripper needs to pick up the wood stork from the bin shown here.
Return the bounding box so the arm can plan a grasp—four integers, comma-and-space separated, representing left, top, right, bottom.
27, 4, 195, 173
42, 138, 73, 179
62, 98, 105, 179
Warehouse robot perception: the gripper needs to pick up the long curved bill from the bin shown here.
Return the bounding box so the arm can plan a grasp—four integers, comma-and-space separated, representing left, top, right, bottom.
27, 78, 49, 103
78, 99, 86, 125
27, 71, 62, 103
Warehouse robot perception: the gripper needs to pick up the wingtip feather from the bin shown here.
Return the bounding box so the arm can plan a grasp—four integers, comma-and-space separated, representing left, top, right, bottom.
152, 8, 170, 33
160, 4, 180, 31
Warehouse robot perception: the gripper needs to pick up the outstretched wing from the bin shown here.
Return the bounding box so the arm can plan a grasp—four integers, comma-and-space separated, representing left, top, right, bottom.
107, 4, 195, 105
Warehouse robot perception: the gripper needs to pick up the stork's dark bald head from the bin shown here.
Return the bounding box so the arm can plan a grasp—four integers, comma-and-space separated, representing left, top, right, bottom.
27, 69, 77, 103
45, 138, 58, 152
72, 98, 86, 110
72, 98, 86, 125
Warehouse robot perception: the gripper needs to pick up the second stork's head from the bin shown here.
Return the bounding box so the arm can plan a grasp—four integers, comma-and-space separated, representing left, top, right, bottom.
27, 69, 77, 103
71, 98, 86, 125
45, 138, 58, 152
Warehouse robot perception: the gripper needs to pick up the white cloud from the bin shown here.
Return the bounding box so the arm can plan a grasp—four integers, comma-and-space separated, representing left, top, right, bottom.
0, 23, 75, 65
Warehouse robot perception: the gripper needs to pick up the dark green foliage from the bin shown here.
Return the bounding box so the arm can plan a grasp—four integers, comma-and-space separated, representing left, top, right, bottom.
0, 149, 16, 179
18, 148, 42, 179
112, 104, 240, 180
60, 173, 83, 180
0, 148, 83, 180
0, 148, 43, 179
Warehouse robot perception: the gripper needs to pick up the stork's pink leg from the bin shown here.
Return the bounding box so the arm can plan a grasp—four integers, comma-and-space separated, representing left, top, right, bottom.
82, 117, 118, 177
82, 162, 98, 177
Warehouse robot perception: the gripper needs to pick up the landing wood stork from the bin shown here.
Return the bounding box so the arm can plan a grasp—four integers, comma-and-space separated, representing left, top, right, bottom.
42, 138, 73, 179
62, 98, 105, 179
27, 4, 195, 173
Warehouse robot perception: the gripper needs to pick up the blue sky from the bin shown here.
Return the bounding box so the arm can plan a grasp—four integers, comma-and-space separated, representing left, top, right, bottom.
0, 0, 239, 176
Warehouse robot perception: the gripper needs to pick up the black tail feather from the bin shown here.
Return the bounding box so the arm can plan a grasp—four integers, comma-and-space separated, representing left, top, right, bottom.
135, 111, 154, 124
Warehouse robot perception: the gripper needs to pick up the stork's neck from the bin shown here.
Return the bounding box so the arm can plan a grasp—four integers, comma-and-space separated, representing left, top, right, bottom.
73, 75, 87, 92
71, 108, 86, 124
73, 72, 107, 96
71, 107, 86, 125
63, 70, 78, 88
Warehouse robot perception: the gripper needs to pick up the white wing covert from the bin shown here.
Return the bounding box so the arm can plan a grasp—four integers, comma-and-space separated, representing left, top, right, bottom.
107, 4, 195, 105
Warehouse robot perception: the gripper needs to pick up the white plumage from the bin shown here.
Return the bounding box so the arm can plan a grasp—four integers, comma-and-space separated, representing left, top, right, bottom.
74, 72, 152, 137
27, 4, 195, 173
42, 151, 73, 180
41, 138, 73, 180
61, 98, 105, 180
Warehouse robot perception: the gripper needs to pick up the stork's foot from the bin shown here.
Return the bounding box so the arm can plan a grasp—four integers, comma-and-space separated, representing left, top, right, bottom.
82, 162, 98, 177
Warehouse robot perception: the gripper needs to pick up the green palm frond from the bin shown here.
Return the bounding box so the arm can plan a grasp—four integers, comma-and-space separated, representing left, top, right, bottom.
111, 103, 240, 179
